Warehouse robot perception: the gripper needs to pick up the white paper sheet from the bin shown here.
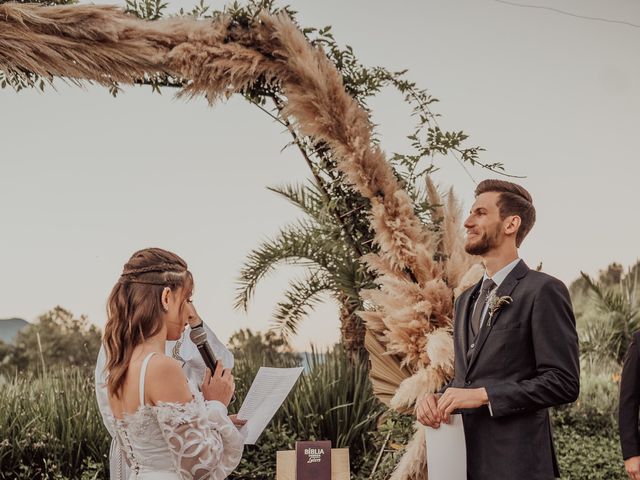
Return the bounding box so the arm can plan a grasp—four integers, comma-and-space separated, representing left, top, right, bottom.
236, 366, 304, 444
425, 414, 467, 480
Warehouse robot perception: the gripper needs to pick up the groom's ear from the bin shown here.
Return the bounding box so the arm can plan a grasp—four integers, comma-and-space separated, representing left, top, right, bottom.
504, 215, 521, 237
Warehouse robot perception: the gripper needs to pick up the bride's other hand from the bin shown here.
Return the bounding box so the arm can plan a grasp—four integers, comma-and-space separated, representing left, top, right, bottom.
186, 302, 202, 328
228, 414, 246, 428
201, 362, 235, 407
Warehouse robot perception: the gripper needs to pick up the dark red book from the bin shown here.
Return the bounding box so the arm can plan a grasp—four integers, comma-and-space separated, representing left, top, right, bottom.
295, 440, 332, 480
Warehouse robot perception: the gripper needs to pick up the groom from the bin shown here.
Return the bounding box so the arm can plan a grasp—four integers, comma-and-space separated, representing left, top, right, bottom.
416, 180, 580, 479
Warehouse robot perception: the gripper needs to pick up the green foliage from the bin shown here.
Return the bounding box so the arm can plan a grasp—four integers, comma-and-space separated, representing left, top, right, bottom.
554, 427, 624, 480
353, 411, 416, 479
552, 367, 619, 436
0, 340, 12, 367
281, 347, 383, 450
571, 263, 626, 302
230, 424, 298, 479
229, 329, 301, 372
2, 328, 384, 478
227, 330, 409, 477
576, 263, 640, 365
230, 347, 384, 479
0, 306, 102, 376
0, 71, 47, 92
228, 332, 385, 475
0, 368, 109, 479
235, 181, 375, 339
548, 362, 623, 479
126, 0, 167, 19
0, 330, 628, 479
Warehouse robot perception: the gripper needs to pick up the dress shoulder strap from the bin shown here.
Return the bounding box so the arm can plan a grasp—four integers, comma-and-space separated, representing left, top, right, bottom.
139, 352, 156, 407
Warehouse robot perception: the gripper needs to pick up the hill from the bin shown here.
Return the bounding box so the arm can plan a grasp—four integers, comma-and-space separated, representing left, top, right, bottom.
0, 318, 28, 344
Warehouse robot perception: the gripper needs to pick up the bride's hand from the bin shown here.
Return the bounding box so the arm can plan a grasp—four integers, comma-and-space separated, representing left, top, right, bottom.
228, 414, 247, 428
186, 302, 202, 328
201, 363, 235, 407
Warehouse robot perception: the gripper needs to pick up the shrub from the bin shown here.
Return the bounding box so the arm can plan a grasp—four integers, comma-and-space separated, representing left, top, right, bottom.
551, 366, 625, 479
230, 343, 385, 476
2, 340, 628, 479
1, 341, 383, 478
552, 367, 620, 436
555, 426, 624, 480
0, 368, 109, 479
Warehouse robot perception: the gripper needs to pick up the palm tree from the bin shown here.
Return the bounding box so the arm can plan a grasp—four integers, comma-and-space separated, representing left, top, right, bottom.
234, 181, 377, 353
580, 265, 639, 365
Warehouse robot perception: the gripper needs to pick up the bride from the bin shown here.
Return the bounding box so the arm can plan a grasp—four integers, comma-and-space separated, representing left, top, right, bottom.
101, 248, 245, 479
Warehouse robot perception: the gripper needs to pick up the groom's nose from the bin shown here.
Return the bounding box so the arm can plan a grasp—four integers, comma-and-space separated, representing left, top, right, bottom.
464, 215, 474, 229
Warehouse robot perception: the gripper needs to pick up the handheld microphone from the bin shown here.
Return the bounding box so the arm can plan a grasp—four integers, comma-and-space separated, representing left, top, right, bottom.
189, 324, 218, 373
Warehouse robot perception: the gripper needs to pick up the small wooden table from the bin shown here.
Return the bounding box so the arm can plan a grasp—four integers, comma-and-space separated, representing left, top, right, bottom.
276, 448, 350, 480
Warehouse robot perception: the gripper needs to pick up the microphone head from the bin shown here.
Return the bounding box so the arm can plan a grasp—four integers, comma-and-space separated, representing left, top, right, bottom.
189, 325, 207, 346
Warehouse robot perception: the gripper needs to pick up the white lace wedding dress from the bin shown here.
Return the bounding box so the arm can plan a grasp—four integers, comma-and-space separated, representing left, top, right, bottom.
106, 352, 245, 479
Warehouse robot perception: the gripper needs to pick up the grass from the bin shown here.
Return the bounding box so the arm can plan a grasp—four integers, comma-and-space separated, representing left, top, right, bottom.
0, 367, 109, 479
0, 350, 628, 479
1, 345, 384, 479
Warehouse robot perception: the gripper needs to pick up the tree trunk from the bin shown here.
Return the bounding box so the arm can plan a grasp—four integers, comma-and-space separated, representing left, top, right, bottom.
339, 296, 366, 356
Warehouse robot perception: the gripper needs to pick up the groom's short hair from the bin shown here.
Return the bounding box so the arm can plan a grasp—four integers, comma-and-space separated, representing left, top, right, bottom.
475, 179, 536, 247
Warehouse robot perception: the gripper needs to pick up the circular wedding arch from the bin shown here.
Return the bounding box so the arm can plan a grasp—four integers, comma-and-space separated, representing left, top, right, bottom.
0, 5, 478, 478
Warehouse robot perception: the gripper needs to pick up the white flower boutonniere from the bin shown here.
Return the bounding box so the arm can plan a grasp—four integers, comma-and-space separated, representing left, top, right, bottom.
486, 290, 513, 327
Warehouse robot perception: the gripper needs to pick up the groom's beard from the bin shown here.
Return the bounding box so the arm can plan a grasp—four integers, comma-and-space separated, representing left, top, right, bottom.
464, 224, 502, 256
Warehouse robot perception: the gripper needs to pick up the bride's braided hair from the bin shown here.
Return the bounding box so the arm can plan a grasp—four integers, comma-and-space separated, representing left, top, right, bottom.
103, 248, 193, 398
118, 262, 187, 285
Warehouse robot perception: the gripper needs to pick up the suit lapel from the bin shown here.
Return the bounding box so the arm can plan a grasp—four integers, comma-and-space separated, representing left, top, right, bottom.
457, 281, 481, 372
467, 260, 530, 372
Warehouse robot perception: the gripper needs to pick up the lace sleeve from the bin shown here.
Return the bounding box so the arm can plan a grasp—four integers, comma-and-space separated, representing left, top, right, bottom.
155, 397, 245, 479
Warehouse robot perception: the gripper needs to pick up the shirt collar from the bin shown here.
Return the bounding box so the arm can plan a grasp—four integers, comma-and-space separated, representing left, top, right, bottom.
482, 258, 521, 288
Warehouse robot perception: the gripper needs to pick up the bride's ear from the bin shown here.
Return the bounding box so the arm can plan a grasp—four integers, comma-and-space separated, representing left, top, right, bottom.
161, 287, 171, 312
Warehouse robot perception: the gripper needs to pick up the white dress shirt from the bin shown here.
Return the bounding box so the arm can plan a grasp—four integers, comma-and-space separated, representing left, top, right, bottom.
473, 257, 521, 329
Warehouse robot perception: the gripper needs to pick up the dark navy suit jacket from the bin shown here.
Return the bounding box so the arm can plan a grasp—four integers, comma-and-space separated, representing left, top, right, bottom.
446, 260, 580, 480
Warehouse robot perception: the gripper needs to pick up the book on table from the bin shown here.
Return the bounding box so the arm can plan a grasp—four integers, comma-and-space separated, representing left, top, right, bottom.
295, 440, 332, 480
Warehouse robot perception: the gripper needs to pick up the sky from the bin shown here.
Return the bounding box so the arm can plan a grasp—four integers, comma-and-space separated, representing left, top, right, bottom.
1, 0, 639, 350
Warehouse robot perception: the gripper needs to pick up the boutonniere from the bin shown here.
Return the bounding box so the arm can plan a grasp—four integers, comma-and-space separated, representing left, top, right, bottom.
486, 290, 513, 327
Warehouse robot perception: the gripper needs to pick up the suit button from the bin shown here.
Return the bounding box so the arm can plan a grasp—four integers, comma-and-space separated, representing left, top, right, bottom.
465, 380, 471, 386
470, 343, 475, 349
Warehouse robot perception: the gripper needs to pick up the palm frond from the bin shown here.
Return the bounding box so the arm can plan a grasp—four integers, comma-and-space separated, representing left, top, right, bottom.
267, 181, 328, 225
234, 221, 339, 311
271, 271, 333, 338
581, 272, 631, 316
334, 264, 380, 313
579, 313, 619, 365
580, 270, 640, 363
364, 331, 411, 409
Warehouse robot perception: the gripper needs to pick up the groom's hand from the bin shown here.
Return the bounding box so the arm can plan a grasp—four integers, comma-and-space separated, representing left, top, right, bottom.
625, 456, 640, 479
437, 387, 489, 423
416, 393, 442, 428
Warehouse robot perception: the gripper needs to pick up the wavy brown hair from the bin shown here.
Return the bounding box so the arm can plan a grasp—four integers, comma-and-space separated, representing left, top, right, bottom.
103, 248, 193, 398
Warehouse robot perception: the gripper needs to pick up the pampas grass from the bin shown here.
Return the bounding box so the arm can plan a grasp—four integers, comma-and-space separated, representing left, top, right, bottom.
389, 423, 428, 480
360, 179, 479, 478
425, 327, 454, 373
